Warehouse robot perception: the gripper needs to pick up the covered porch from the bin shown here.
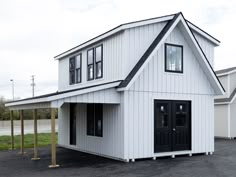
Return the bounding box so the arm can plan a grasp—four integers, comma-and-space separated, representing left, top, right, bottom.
5, 81, 121, 168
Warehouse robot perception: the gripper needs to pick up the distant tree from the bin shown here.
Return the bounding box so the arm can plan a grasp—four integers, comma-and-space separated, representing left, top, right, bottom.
0, 96, 10, 120
0, 96, 57, 120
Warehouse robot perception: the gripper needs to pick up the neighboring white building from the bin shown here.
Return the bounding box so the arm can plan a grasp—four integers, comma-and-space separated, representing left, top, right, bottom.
215, 67, 236, 139
6, 12, 224, 162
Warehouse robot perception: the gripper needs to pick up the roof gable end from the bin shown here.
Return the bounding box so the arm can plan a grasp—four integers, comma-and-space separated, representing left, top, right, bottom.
117, 12, 224, 95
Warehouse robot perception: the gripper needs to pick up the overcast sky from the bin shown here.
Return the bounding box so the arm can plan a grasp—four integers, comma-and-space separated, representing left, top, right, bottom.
0, 0, 236, 100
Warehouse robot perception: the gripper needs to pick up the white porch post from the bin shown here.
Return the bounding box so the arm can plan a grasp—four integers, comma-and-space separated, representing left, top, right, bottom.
49, 108, 59, 168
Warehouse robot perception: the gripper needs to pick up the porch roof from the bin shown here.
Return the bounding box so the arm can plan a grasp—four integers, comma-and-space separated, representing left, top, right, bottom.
5, 80, 122, 110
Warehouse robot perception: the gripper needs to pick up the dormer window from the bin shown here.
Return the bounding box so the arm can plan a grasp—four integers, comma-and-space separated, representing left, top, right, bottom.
165, 43, 183, 73
69, 54, 82, 85
87, 44, 103, 81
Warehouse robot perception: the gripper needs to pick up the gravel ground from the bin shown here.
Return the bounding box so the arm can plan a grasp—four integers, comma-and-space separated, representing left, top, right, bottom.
0, 139, 236, 177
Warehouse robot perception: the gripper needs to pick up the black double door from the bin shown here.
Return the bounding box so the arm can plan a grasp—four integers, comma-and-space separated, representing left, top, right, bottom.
154, 100, 191, 153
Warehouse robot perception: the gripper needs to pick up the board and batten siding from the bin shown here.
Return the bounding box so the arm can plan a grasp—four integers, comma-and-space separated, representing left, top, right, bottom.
122, 22, 167, 79
215, 104, 229, 138
58, 100, 125, 160
193, 31, 215, 67
123, 26, 215, 159
58, 31, 123, 92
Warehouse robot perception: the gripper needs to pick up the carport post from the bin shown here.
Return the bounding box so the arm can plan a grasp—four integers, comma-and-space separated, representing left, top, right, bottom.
19, 110, 26, 154
10, 110, 14, 149
31, 109, 40, 160
49, 108, 59, 168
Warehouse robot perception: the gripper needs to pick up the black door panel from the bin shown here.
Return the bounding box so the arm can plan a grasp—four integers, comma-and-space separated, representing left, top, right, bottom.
154, 100, 191, 153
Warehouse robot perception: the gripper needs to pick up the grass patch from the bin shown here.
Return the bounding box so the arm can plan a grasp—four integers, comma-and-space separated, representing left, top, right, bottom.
0, 133, 58, 150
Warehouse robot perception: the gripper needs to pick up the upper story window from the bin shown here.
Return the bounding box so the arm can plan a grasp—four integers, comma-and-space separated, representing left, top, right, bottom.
69, 54, 82, 85
75, 54, 82, 83
95, 45, 103, 78
87, 44, 103, 81
87, 49, 94, 81
165, 43, 183, 73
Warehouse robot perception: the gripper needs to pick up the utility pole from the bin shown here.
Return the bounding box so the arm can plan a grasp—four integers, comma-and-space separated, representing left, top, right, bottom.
31, 75, 36, 97
10, 79, 14, 100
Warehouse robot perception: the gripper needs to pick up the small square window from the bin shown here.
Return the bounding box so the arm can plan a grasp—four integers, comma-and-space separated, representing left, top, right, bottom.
165, 44, 183, 73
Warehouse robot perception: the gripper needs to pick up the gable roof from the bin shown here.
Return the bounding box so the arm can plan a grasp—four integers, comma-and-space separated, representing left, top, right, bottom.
118, 13, 181, 88
215, 66, 236, 76
117, 12, 224, 95
54, 13, 220, 60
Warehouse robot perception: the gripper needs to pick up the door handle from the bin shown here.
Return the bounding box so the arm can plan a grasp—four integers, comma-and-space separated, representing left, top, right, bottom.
173, 128, 176, 131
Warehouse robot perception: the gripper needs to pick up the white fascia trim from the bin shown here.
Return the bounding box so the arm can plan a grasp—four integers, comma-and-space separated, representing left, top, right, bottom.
48, 82, 120, 101
187, 22, 220, 46
181, 18, 224, 95
217, 69, 236, 77
214, 102, 229, 105
5, 97, 48, 107
5, 82, 120, 107
54, 16, 173, 60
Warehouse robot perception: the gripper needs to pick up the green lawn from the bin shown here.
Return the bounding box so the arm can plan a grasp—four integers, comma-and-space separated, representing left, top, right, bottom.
0, 133, 58, 150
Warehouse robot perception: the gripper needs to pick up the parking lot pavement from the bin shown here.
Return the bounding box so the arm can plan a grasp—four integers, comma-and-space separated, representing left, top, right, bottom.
0, 139, 236, 177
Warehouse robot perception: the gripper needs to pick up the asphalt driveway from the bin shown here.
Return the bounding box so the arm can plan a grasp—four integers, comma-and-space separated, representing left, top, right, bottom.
0, 139, 236, 177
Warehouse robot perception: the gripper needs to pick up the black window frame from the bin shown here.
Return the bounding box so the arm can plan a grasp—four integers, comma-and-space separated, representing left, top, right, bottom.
95, 45, 103, 79
75, 54, 82, 84
86, 103, 103, 137
164, 43, 183, 73
87, 48, 94, 81
69, 57, 76, 85
87, 44, 103, 81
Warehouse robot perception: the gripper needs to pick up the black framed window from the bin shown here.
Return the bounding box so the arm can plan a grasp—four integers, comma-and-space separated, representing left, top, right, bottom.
69, 57, 76, 85
87, 49, 94, 81
75, 54, 82, 83
69, 54, 82, 85
95, 45, 103, 79
87, 104, 103, 137
87, 44, 103, 81
165, 43, 183, 73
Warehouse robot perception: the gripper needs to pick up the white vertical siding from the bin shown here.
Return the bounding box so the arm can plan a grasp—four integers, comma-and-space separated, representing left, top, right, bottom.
193, 32, 215, 67
58, 103, 70, 145
58, 32, 123, 92
215, 104, 229, 138
124, 92, 214, 159
230, 100, 236, 138
122, 22, 167, 78
58, 102, 125, 160
124, 26, 215, 159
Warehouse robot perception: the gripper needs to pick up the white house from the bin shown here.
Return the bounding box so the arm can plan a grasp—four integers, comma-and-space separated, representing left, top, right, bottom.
215, 67, 236, 139
5, 12, 224, 166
